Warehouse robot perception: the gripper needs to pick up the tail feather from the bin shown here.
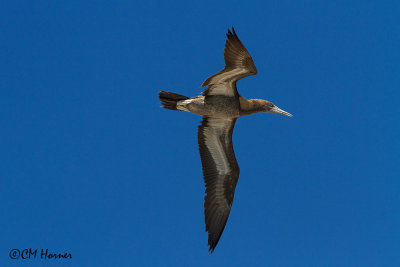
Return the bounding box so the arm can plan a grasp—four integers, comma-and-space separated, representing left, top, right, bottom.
159, 91, 189, 110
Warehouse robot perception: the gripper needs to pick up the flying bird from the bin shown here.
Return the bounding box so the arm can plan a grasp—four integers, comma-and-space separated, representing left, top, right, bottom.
158, 27, 292, 253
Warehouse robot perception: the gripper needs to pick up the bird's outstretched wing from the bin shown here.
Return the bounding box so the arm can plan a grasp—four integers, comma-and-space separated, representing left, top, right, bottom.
198, 117, 240, 252
202, 27, 258, 97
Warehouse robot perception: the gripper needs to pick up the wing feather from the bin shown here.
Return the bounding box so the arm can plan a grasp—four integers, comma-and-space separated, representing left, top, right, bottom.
202, 27, 258, 97
198, 117, 240, 252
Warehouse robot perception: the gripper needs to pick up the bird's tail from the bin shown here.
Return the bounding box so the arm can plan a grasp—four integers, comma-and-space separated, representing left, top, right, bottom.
158, 91, 189, 110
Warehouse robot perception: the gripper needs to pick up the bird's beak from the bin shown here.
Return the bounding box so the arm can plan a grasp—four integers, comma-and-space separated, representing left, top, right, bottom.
270, 106, 293, 117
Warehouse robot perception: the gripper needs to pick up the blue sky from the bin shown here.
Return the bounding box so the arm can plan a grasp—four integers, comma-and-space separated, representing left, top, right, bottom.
1, 1, 399, 266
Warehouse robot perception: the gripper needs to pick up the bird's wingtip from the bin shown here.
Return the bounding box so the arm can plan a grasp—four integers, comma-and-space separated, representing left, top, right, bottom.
208, 246, 216, 254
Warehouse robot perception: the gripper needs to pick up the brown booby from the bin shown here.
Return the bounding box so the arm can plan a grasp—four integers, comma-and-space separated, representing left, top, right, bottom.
158, 27, 292, 253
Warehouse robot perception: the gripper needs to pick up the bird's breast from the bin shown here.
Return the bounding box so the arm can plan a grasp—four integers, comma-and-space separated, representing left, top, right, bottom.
184, 96, 240, 118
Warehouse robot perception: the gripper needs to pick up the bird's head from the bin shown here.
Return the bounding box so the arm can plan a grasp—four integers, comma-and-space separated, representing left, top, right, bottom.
261, 100, 293, 117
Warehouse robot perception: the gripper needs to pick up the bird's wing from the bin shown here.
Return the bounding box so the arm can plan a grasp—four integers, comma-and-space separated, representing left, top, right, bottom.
202, 27, 258, 97
198, 116, 240, 252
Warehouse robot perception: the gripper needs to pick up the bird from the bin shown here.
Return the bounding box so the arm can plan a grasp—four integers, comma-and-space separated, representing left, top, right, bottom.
158, 27, 292, 253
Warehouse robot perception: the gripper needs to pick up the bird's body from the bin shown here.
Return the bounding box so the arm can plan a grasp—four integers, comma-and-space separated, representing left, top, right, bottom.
177, 95, 239, 118
158, 27, 292, 253
175, 95, 287, 118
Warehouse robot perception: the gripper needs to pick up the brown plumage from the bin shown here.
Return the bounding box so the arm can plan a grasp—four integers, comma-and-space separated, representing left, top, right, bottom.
159, 91, 189, 110
158, 27, 292, 253
198, 117, 239, 252
202, 28, 257, 95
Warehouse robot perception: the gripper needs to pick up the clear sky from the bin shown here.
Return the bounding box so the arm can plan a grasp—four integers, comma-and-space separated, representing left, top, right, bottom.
1, 1, 399, 266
